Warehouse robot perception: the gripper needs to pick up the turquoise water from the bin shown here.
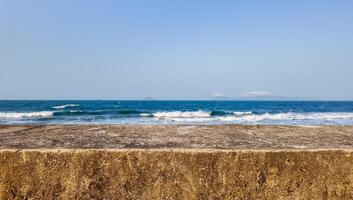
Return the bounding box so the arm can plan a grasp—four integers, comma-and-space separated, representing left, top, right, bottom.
0, 100, 353, 125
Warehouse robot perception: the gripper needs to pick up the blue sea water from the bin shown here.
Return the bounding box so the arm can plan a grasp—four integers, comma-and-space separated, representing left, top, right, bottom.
0, 100, 353, 125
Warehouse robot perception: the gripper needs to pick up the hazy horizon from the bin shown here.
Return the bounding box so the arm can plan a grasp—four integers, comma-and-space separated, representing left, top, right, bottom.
1, 1, 353, 100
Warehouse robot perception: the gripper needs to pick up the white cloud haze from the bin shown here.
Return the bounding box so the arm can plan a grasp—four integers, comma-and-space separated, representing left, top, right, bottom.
241, 91, 273, 98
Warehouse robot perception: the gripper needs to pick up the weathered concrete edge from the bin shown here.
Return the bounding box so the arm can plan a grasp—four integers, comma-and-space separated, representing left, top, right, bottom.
2, 125, 353, 149
1, 148, 353, 152
2, 149, 353, 199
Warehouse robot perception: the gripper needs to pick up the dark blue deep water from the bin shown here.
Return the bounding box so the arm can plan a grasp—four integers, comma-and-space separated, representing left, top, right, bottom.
0, 100, 353, 125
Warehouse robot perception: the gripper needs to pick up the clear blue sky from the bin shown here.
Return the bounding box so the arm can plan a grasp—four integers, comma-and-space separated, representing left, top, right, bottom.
1, 0, 353, 100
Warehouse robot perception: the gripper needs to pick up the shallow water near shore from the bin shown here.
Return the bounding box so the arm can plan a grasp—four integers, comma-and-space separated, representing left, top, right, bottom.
0, 100, 353, 125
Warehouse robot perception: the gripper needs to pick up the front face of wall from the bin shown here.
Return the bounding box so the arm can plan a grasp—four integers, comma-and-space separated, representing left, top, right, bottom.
0, 150, 353, 200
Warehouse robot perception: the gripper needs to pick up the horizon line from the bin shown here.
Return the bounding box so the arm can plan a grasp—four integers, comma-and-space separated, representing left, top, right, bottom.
0, 99, 352, 102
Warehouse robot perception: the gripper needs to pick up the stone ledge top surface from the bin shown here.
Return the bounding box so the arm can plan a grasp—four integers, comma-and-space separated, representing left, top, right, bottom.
0, 125, 353, 150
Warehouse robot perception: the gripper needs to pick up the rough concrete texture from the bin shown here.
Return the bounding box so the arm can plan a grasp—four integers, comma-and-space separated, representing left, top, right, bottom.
1, 125, 353, 149
1, 150, 353, 200
1, 125, 353, 199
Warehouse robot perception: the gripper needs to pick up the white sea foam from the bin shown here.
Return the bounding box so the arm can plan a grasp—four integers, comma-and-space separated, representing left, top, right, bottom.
0, 111, 54, 119
140, 113, 152, 117
164, 117, 215, 122
52, 104, 79, 109
153, 110, 211, 118
220, 112, 353, 122
233, 111, 253, 116
151, 110, 353, 124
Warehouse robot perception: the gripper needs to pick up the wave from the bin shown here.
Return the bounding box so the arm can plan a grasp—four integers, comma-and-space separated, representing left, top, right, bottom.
140, 113, 152, 117
210, 111, 232, 116
152, 110, 253, 118
211, 112, 353, 123
53, 109, 145, 116
233, 111, 253, 116
0, 111, 54, 119
153, 111, 210, 118
1, 109, 353, 124
210, 111, 253, 116
246, 112, 353, 121
116, 109, 143, 115
150, 110, 353, 123
52, 104, 79, 109
53, 110, 104, 116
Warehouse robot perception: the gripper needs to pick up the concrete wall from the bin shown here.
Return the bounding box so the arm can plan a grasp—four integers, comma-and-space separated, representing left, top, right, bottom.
1, 150, 353, 199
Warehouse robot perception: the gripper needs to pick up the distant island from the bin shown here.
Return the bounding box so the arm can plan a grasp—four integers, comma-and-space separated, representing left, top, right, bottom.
144, 97, 156, 101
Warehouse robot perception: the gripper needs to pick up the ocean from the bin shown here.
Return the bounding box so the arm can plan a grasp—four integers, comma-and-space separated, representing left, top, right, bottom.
0, 100, 353, 125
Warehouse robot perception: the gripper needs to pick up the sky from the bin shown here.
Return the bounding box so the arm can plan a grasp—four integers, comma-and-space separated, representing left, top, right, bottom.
1, 0, 353, 100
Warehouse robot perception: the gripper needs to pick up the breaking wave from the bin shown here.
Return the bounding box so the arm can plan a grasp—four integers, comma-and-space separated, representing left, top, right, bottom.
0, 111, 54, 119
152, 110, 253, 119
153, 111, 211, 118
1, 108, 353, 125
52, 104, 79, 109
210, 111, 233, 116
219, 112, 353, 122
233, 111, 253, 116
150, 111, 353, 123
140, 113, 152, 117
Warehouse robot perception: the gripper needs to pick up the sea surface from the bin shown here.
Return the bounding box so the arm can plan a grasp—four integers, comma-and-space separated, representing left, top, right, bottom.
0, 100, 353, 125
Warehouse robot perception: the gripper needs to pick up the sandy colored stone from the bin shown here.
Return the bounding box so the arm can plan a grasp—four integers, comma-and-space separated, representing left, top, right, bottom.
0, 150, 352, 200
0, 125, 353, 149
1, 125, 353, 199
